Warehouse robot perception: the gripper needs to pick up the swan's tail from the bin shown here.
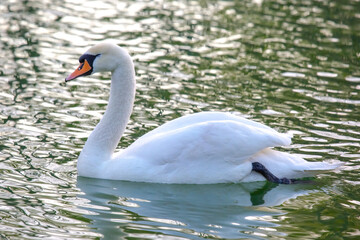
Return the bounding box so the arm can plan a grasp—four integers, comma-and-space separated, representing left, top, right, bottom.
250, 149, 343, 179
301, 160, 343, 174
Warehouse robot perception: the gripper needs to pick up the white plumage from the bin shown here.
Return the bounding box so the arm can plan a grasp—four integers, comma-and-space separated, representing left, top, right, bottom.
65, 41, 340, 184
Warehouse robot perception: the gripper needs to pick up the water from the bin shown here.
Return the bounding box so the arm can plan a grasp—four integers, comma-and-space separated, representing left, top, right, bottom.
0, 0, 359, 239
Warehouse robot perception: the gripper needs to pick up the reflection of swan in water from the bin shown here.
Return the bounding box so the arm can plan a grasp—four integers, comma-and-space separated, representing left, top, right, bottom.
76, 177, 319, 239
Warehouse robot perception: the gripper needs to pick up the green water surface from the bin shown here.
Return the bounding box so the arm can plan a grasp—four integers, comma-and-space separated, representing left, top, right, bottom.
0, 0, 359, 239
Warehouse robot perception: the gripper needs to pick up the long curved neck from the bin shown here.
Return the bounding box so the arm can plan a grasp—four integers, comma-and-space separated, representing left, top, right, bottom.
78, 60, 135, 172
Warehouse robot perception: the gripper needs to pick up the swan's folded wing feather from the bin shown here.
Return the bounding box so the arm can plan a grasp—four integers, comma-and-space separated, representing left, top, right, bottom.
139, 112, 284, 140
122, 119, 291, 165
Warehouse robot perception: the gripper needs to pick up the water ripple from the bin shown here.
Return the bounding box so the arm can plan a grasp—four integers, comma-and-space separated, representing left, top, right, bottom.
1, 0, 360, 239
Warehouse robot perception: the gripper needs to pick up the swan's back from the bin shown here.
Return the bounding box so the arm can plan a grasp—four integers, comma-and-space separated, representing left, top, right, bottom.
139, 112, 291, 143
124, 112, 291, 158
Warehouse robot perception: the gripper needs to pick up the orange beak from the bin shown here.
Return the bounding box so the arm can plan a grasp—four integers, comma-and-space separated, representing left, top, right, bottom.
65, 59, 92, 82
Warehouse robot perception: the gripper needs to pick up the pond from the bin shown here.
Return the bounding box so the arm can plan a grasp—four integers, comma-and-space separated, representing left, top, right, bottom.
0, 0, 359, 239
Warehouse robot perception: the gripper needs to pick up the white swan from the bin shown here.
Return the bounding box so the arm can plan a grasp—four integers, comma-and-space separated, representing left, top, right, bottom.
65, 41, 340, 184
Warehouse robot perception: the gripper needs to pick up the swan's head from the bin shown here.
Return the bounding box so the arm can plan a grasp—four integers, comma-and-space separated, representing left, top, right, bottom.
65, 41, 131, 82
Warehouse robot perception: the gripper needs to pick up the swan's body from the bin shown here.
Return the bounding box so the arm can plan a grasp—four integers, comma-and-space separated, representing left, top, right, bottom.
65, 41, 340, 184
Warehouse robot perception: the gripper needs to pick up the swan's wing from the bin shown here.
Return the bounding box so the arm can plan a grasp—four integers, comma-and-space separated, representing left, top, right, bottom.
126, 119, 291, 162
116, 119, 291, 183
140, 112, 281, 139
